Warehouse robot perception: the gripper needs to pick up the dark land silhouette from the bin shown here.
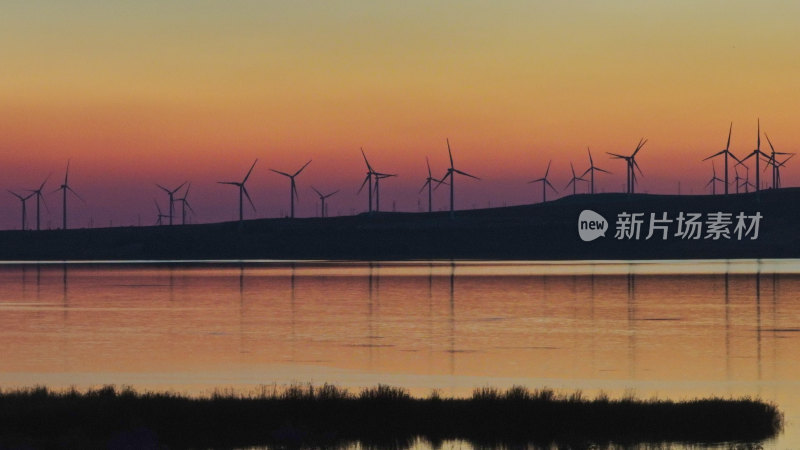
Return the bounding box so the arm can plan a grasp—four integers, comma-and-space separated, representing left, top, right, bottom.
0, 384, 782, 448
0, 189, 799, 260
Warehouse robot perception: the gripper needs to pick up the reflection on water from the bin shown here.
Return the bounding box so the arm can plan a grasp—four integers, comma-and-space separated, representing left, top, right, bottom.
1, 260, 799, 447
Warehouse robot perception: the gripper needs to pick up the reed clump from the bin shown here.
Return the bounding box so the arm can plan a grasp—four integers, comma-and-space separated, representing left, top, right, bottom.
0, 384, 782, 449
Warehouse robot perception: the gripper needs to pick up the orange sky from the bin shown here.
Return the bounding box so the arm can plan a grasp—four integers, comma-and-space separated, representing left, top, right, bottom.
1, 1, 800, 228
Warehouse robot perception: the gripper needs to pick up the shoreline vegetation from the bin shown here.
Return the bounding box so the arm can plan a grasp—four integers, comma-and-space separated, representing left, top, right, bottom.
0, 384, 783, 449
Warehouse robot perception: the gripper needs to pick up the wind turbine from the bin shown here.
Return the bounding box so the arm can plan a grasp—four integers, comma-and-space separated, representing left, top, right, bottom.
311, 186, 338, 218
357, 148, 375, 214
8, 191, 34, 230
702, 123, 739, 195
529, 160, 558, 202
436, 138, 480, 218
271, 160, 311, 218
736, 119, 770, 193
53, 160, 84, 230
28, 175, 50, 231
218, 159, 258, 222
156, 181, 187, 226
564, 161, 588, 196
740, 165, 755, 193
175, 182, 195, 225
419, 157, 446, 213
154, 200, 169, 226
581, 147, 610, 194
607, 138, 647, 194
705, 161, 724, 195
372, 171, 396, 212
763, 133, 795, 189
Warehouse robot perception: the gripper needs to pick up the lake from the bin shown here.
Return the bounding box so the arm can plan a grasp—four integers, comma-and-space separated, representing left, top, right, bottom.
1, 259, 798, 448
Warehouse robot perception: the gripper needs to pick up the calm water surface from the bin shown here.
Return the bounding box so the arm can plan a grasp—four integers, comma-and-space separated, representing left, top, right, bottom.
1, 259, 799, 448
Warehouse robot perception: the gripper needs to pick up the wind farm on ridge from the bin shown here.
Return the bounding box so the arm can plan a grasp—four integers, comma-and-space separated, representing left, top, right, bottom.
2, 120, 797, 234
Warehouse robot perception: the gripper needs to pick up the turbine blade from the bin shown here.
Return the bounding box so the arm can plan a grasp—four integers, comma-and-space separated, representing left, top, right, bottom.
595, 167, 611, 174
172, 181, 188, 194
419, 180, 431, 193
587, 147, 593, 164
446, 138, 454, 168
218, 181, 239, 186
633, 138, 647, 156
757, 118, 760, 151
242, 186, 256, 211
156, 184, 170, 193
64, 159, 70, 184
545, 179, 559, 193
7, 190, 22, 200
154, 200, 162, 215
67, 186, 85, 203
243, 159, 258, 183
565, 178, 575, 189
361, 148, 373, 172
569, 161, 576, 177
294, 159, 312, 176
311, 186, 323, 197
434, 172, 451, 189
357, 174, 370, 194
185, 200, 195, 214
454, 169, 480, 180
545, 160, 552, 178
726, 122, 732, 152
702, 150, 725, 161
765, 133, 776, 155
426, 156, 431, 177
39, 174, 51, 190
633, 159, 644, 176
271, 169, 291, 177
607, 152, 626, 159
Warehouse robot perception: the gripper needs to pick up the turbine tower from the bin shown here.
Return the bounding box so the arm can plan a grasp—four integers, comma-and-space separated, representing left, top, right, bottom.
529, 160, 558, 202
436, 138, 480, 218
419, 157, 445, 213
607, 138, 646, 194
705, 161, 724, 195
154, 200, 169, 226
311, 186, 338, 218
53, 160, 84, 230
271, 160, 311, 218
358, 148, 375, 214
737, 119, 770, 193
218, 159, 258, 222
28, 175, 50, 231
581, 147, 610, 194
763, 133, 795, 189
372, 171, 396, 212
176, 182, 194, 225
564, 161, 587, 196
702, 123, 739, 195
156, 181, 187, 226
8, 191, 34, 230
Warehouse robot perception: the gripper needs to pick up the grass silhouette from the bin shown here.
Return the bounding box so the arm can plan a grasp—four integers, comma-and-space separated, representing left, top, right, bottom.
0, 384, 782, 448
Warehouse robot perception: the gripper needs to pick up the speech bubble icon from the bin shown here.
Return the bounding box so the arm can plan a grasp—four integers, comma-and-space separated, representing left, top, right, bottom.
578, 210, 608, 242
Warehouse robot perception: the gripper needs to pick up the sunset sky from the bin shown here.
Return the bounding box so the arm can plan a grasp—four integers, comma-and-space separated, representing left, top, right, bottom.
2, 1, 799, 228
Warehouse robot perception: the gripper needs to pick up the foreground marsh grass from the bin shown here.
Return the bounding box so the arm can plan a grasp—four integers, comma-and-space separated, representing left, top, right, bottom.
0, 384, 783, 448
